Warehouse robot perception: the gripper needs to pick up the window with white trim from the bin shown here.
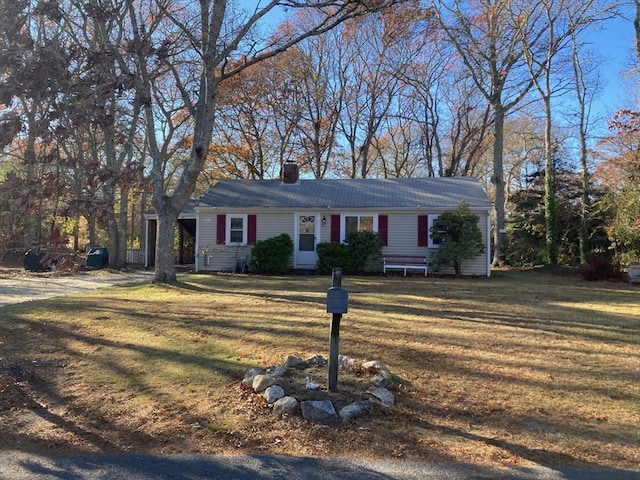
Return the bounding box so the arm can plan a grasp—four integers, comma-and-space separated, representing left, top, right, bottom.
428, 214, 444, 248
342, 214, 377, 241
227, 215, 247, 244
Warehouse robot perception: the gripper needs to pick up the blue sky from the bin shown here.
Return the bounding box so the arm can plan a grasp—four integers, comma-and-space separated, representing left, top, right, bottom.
244, 1, 637, 137
591, 9, 637, 120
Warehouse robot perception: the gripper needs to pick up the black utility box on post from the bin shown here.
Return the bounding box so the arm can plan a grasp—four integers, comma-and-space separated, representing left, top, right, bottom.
327, 268, 348, 391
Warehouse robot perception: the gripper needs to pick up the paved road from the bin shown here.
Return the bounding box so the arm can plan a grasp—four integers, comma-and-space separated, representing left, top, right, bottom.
0, 453, 638, 480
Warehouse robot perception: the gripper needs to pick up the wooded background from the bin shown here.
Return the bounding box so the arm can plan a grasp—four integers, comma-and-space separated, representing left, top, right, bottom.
1, 0, 639, 281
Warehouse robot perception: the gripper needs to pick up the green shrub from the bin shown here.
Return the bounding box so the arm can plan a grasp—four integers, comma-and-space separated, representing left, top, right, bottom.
429, 202, 484, 278
344, 231, 383, 273
317, 242, 354, 275
249, 234, 293, 275
317, 231, 383, 275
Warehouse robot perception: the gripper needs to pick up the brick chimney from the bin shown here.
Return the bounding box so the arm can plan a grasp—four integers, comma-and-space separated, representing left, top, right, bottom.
282, 160, 299, 184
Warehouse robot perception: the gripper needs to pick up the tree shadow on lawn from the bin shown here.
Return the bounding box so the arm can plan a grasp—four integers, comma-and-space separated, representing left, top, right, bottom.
403, 411, 613, 469
0, 311, 253, 453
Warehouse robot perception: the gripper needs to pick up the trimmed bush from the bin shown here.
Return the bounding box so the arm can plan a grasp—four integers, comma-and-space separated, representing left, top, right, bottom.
317, 231, 383, 275
429, 202, 484, 278
344, 231, 383, 273
249, 234, 294, 275
317, 242, 354, 275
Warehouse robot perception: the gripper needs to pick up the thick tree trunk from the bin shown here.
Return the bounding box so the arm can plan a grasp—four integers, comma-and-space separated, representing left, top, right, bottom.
153, 200, 179, 284
107, 216, 119, 268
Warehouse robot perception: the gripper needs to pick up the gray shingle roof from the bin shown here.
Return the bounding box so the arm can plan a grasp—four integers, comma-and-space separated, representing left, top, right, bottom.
197, 177, 491, 210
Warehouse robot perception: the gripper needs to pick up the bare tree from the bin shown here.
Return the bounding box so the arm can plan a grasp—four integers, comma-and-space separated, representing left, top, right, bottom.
335, 3, 426, 178
122, 0, 403, 283
432, 0, 547, 265
517, 0, 618, 265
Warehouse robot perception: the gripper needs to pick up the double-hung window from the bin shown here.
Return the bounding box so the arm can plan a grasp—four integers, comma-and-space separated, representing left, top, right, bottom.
227, 215, 247, 244
342, 214, 376, 241
331, 214, 387, 245
345, 215, 374, 236
428, 214, 444, 248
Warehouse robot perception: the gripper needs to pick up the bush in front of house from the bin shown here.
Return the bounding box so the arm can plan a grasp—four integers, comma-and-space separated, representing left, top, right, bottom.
250, 233, 294, 274
344, 231, 383, 273
429, 201, 484, 278
317, 231, 383, 275
580, 254, 624, 281
317, 242, 354, 275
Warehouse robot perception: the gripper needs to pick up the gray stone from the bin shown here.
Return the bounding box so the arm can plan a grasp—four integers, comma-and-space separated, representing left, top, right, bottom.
252, 374, 276, 393
300, 400, 337, 420
365, 386, 395, 407
305, 354, 326, 366
282, 355, 304, 368
263, 385, 286, 404
363, 360, 391, 378
338, 355, 356, 368
266, 365, 287, 377
242, 367, 264, 387
273, 396, 299, 415
371, 375, 388, 388
339, 400, 373, 420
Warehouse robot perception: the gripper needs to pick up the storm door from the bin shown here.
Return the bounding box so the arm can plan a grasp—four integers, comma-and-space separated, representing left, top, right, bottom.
296, 214, 318, 267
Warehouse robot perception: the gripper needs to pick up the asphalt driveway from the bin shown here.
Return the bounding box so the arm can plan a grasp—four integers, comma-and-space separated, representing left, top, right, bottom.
0, 269, 154, 307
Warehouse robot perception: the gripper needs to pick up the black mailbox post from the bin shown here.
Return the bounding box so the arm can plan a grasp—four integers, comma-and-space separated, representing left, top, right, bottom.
327, 268, 348, 391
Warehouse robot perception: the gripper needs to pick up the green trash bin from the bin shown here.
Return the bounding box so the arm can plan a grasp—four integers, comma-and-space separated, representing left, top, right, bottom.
86, 247, 109, 269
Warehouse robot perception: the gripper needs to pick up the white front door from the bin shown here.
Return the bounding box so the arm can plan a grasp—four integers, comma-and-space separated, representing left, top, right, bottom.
296, 214, 318, 267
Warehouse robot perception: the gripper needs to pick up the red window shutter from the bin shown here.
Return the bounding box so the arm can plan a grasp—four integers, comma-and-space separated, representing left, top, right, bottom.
378, 215, 388, 246
247, 215, 257, 245
216, 214, 226, 244
418, 215, 428, 247
330, 215, 341, 243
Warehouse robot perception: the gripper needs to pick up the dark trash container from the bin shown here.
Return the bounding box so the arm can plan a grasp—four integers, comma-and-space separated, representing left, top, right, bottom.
86, 247, 109, 269
24, 249, 48, 271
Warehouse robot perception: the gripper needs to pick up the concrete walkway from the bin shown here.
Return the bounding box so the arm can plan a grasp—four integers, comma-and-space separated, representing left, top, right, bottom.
0, 453, 638, 480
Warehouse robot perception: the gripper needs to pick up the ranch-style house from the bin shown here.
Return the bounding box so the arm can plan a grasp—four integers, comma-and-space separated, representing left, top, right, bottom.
144, 161, 493, 276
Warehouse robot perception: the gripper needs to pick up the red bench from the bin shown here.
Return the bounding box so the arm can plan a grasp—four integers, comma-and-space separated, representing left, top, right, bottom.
383, 255, 428, 276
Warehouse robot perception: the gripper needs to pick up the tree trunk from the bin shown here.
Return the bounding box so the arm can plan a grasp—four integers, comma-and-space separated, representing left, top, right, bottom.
87, 215, 97, 248
542, 96, 558, 266
491, 103, 506, 267
153, 201, 179, 284
107, 213, 120, 268
116, 188, 129, 268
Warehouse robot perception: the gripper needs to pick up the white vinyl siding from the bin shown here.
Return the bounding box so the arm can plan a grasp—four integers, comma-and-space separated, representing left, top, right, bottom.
196, 211, 295, 271
196, 209, 490, 276
384, 213, 420, 255
382, 210, 490, 276
257, 213, 294, 241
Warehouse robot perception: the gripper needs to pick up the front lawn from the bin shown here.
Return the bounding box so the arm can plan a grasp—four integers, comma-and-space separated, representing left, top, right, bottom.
0, 269, 638, 469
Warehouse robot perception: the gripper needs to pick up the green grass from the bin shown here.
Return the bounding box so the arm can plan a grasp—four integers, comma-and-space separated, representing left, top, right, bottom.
0, 269, 638, 468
